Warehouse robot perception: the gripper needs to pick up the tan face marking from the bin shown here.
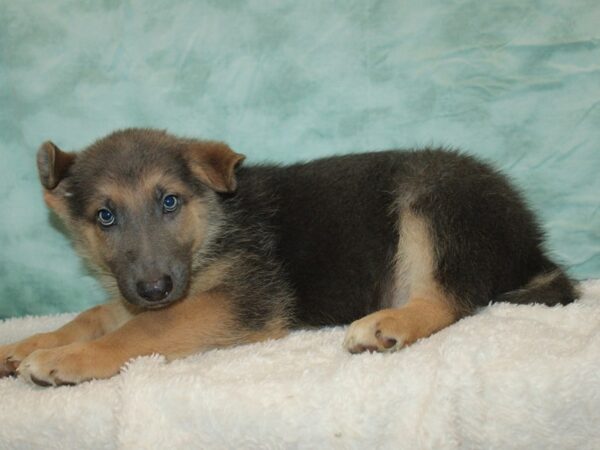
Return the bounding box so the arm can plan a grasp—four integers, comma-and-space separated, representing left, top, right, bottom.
85, 171, 194, 219
71, 169, 211, 292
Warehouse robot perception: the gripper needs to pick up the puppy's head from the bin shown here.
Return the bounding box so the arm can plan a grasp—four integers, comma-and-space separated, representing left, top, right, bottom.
37, 129, 244, 309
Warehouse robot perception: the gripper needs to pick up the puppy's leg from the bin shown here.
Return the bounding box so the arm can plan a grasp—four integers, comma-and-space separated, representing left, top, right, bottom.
18, 291, 287, 386
344, 209, 458, 353
343, 295, 456, 353
0, 300, 134, 377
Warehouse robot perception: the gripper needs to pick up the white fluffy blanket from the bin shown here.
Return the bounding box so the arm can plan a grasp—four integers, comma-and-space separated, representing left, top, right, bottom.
1, 281, 599, 449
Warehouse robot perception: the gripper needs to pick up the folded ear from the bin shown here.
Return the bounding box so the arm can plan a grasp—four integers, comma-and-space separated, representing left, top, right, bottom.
37, 141, 76, 190
185, 141, 245, 193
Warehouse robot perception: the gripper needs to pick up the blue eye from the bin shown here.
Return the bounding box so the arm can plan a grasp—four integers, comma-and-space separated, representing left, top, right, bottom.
97, 208, 115, 227
163, 194, 179, 213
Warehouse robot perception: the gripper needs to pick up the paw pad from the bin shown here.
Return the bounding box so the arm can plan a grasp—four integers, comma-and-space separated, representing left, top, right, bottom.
375, 330, 397, 349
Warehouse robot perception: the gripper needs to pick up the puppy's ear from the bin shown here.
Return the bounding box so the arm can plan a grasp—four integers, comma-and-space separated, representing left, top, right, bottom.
185, 141, 245, 193
37, 141, 76, 190
37, 141, 77, 218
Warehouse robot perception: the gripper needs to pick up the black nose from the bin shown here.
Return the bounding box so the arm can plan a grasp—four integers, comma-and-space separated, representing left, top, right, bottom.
136, 276, 173, 302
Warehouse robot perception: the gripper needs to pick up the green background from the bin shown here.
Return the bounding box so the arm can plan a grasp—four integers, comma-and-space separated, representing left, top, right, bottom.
1, 0, 599, 318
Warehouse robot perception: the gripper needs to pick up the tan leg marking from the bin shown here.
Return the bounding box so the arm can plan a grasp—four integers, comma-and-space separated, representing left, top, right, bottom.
343, 296, 456, 353
388, 210, 438, 308
18, 292, 288, 386
345, 209, 458, 353
0, 300, 134, 377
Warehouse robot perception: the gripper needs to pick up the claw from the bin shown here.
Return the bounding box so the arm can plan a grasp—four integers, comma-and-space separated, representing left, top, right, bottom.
30, 375, 52, 387
0, 357, 18, 378
6, 357, 19, 372
54, 377, 76, 387
348, 344, 379, 354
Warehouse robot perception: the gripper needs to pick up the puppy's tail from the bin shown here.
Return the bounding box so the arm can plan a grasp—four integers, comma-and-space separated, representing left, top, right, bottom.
495, 265, 580, 306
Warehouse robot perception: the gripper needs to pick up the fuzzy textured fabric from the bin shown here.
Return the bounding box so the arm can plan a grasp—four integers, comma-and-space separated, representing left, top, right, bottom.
0, 280, 599, 449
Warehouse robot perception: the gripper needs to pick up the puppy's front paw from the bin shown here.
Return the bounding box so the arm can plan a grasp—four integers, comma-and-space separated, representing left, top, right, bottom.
18, 342, 123, 386
0, 343, 19, 377
0, 333, 61, 377
343, 310, 408, 354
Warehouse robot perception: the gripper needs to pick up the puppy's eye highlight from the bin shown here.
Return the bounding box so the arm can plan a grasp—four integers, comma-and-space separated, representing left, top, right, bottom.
97, 208, 115, 227
162, 194, 179, 213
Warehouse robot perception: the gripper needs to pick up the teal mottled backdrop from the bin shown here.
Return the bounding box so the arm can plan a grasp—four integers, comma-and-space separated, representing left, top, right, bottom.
1, 0, 599, 318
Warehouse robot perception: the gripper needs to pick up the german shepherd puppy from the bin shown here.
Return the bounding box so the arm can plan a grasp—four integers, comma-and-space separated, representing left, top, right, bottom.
0, 129, 577, 386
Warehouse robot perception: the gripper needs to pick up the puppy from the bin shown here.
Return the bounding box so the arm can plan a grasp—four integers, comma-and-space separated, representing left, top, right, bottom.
0, 129, 577, 386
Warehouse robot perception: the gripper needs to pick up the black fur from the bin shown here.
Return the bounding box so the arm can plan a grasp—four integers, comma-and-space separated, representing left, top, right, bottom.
219, 154, 400, 326
208, 149, 577, 326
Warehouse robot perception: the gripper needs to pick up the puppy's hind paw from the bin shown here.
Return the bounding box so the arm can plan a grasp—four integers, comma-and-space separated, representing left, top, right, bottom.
343, 311, 407, 354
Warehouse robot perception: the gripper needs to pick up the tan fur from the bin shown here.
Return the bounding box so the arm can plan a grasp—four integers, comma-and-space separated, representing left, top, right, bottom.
92, 172, 211, 252
343, 296, 457, 353
15, 291, 284, 385
186, 141, 245, 192
65, 170, 210, 273
389, 210, 439, 308
55, 301, 135, 340
344, 209, 458, 353
91, 172, 192, 215
177, 196, 211, 255
43, 184, 118, 278
0, 300, 135, 377
527, 270, 560, 289
190, 259, 234, 294
244, 316, 289, 344
79, 225, 109, 270
380, 296, 455, 345
43, 190, 70, 217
